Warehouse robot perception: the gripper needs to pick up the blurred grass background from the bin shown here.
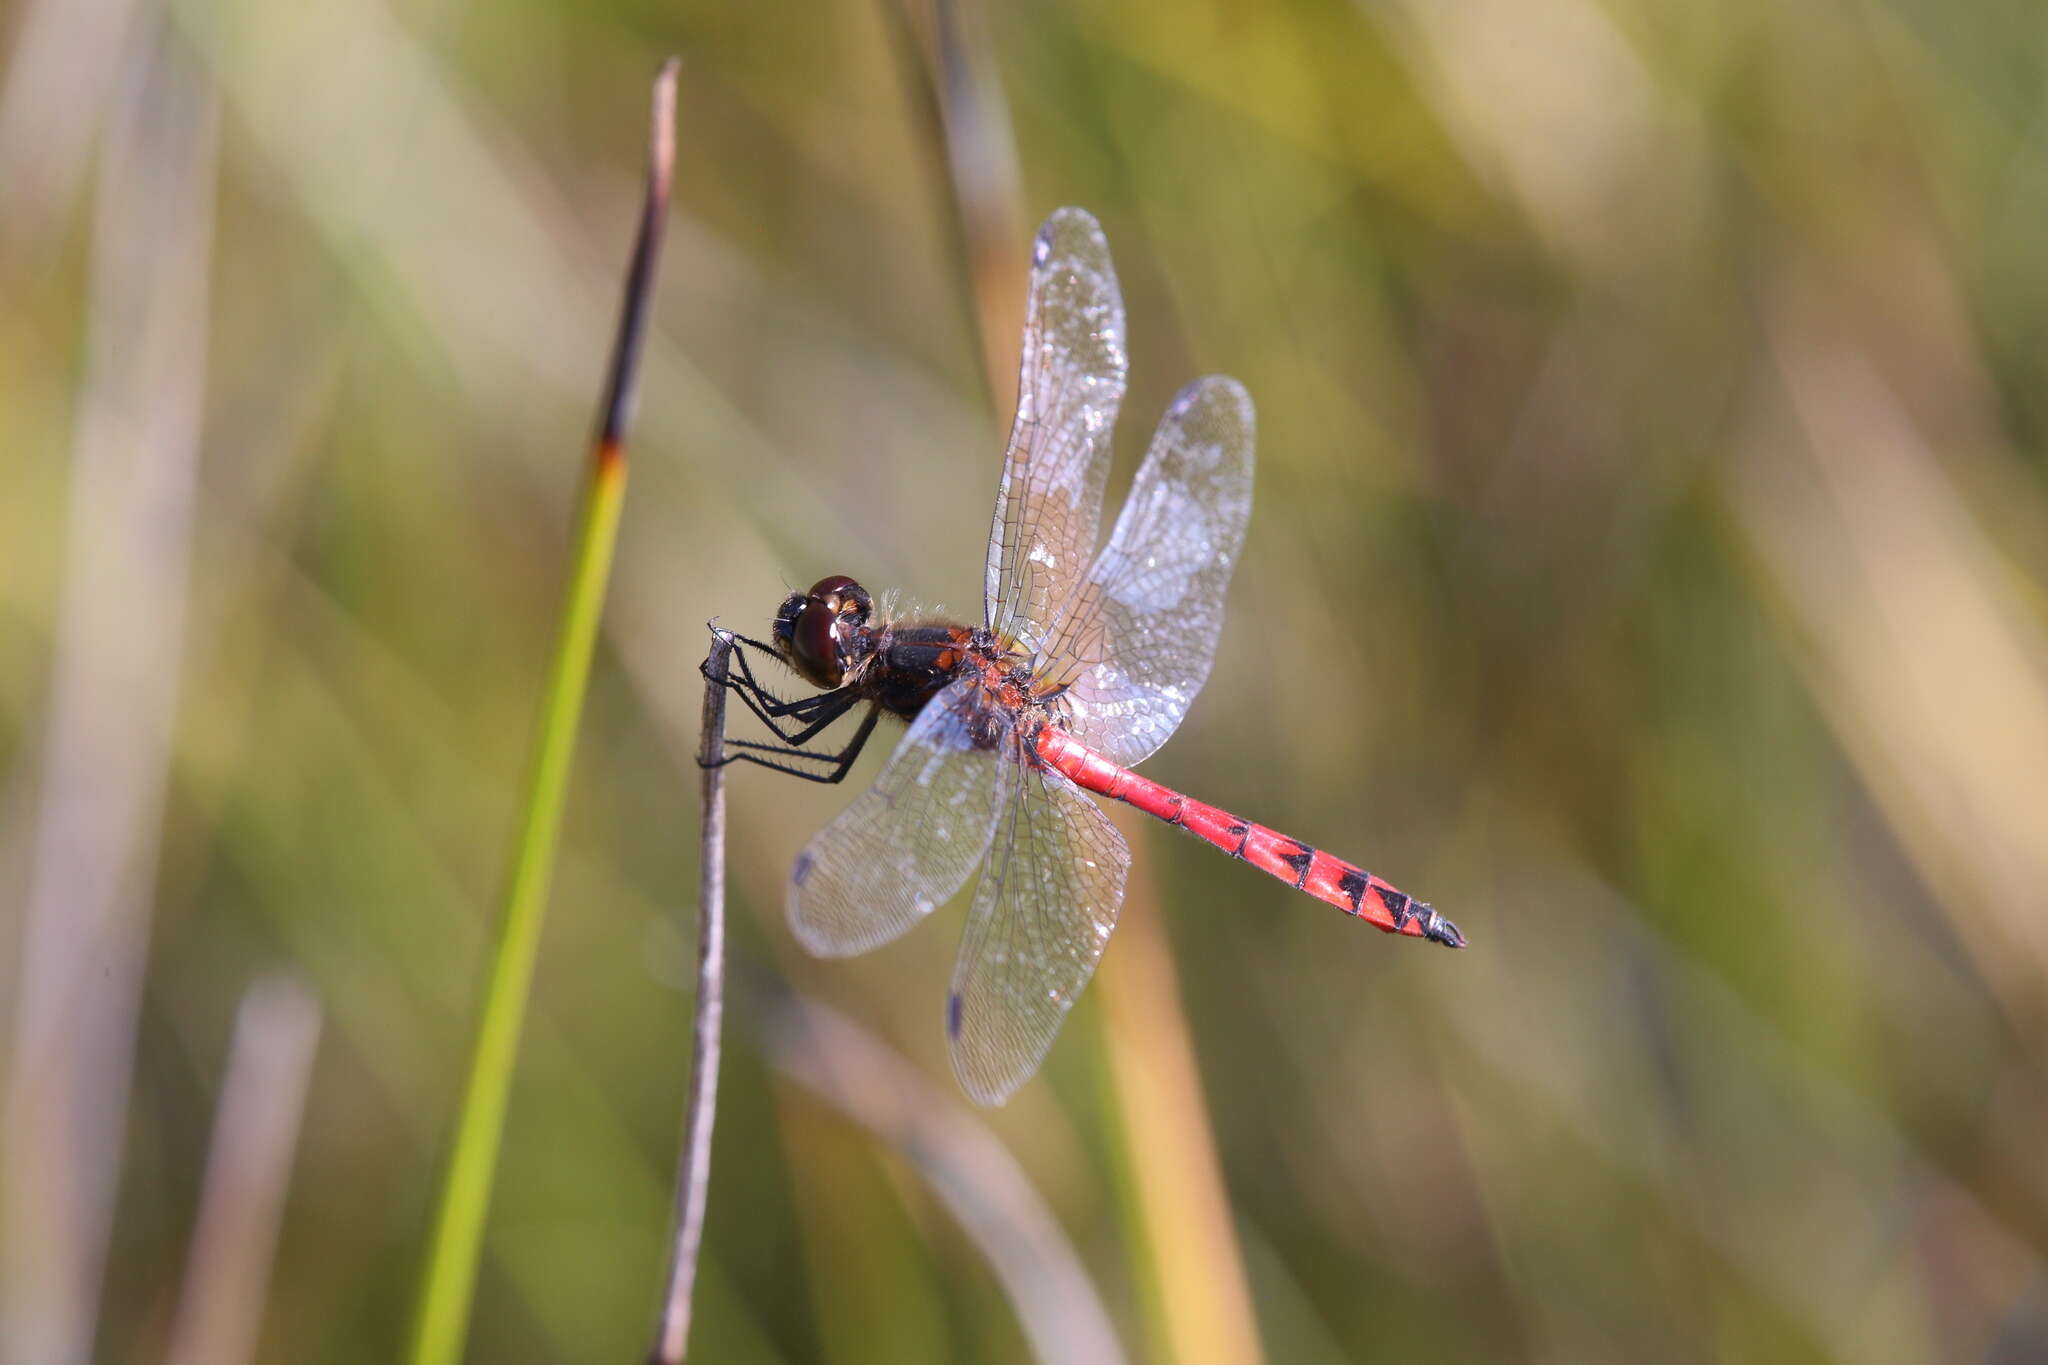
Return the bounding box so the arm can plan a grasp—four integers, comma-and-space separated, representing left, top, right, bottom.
5, 0, 2048, 1361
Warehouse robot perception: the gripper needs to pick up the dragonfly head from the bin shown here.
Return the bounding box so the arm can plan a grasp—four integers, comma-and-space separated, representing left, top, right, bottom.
774, 574, 873, 689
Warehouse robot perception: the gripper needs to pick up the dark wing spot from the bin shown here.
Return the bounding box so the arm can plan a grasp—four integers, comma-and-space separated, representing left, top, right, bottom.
792, 850, 814, 887
1337, 867, 1370, 914
947, 991, 965, 1039
1281, 845, 1314, 888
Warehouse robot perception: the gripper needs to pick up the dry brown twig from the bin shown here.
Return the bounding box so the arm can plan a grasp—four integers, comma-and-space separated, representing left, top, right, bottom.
647, 623, 733, 1365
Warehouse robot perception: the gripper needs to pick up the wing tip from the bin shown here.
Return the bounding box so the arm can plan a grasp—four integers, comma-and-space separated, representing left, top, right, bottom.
784, 865, 857, 960
1171, 374, 1255, 429
944, 992, 1035, 1107
951, 1055, 1020, 1108
1036, 206, 1108, 265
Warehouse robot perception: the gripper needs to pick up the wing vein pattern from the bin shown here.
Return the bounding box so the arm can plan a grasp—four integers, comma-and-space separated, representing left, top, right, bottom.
984, 207, 1128, 658
787, 680, 1009, 957
1044, 375, 1255, 767
948, 731, 1130, 1105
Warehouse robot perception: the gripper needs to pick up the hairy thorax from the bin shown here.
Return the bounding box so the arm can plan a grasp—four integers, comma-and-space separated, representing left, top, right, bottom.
850, 621, 1071, 751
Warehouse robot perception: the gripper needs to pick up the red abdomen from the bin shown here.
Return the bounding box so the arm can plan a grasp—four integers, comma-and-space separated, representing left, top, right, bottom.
1034, 727, 1463, 947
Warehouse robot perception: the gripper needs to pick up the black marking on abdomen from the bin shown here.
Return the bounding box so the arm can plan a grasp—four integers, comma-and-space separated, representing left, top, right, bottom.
1376, 886, 1410, 926
1337, 866, 1370, 914
1229, 823, 1251, 858
947, 991, 964, 1038
1281, 845, 1314, 888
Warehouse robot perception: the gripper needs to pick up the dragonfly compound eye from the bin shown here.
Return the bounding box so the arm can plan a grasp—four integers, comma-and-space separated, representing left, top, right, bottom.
789, 601, 844, 688
806, 574, 871, 623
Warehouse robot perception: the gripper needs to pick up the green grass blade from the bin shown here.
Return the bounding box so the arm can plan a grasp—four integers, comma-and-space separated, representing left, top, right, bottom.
408, 59, 678, 1365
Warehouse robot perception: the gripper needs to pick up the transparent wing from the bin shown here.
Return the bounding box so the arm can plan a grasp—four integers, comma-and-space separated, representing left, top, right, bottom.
946, 735, 1131, 1105
787, 679, 1009, 957
984, 207, 1128, 657
1040, 376, 1256, 768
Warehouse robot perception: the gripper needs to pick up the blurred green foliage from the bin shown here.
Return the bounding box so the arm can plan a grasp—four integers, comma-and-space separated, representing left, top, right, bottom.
4, 0, 2048, 1361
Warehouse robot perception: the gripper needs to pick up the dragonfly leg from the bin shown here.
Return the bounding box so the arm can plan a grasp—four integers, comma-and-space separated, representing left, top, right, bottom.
711, 640, 858, 742
703, 705, 883, 785
704, 634, 803, 707
730, 683, 859, 747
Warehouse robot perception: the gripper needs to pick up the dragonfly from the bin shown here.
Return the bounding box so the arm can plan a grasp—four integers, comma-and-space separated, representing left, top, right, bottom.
711, 207, 1462, 1105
